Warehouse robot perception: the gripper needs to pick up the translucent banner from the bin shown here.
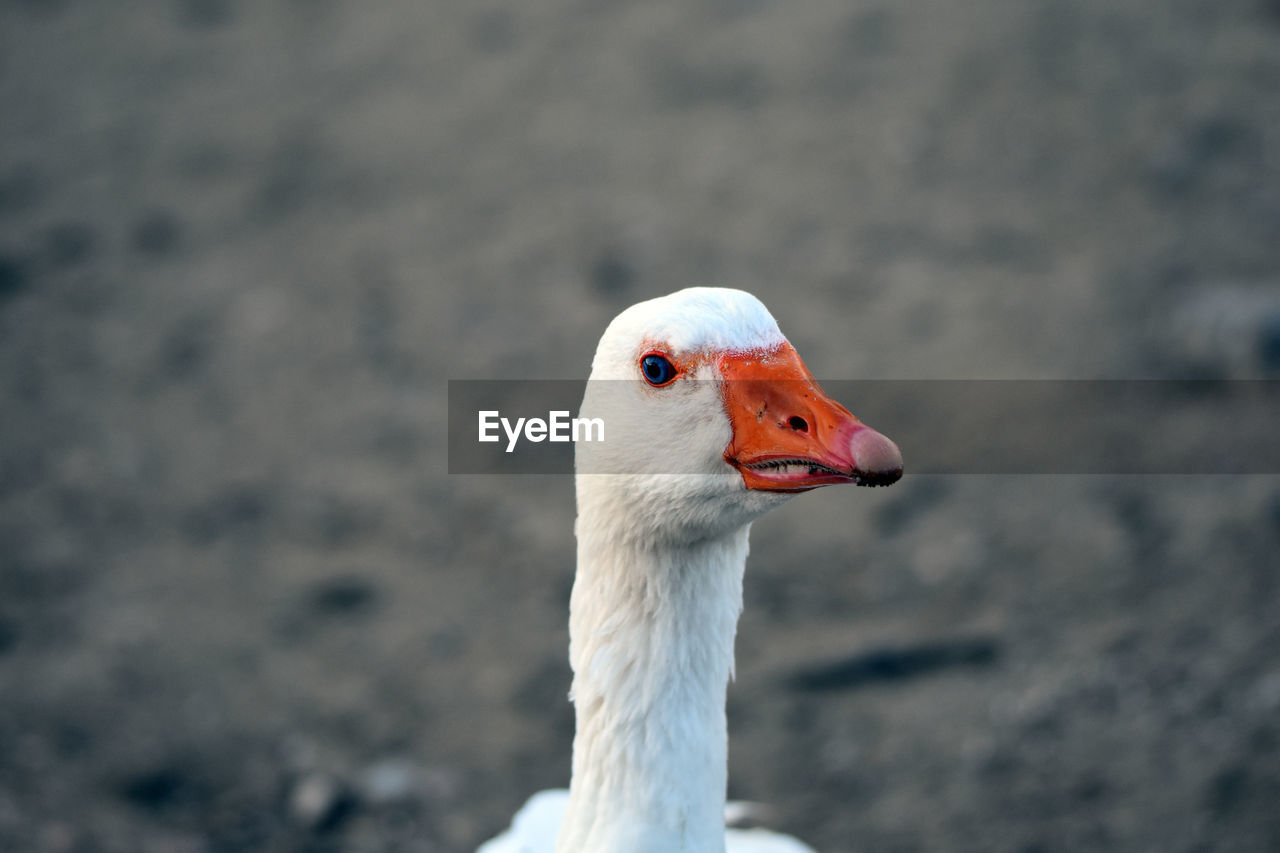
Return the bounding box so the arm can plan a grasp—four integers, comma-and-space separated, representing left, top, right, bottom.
447, 380, 1280, 475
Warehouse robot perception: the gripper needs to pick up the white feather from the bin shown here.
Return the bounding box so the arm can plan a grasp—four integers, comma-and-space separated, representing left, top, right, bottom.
478, 288, 818, 853
480, 791, 815, 853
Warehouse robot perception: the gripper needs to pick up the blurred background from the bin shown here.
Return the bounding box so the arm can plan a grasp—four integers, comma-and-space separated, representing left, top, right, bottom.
2, 1, 1279, 851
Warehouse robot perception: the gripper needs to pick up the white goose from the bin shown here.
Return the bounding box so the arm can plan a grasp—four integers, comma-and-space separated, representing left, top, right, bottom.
478, 287, 903, 853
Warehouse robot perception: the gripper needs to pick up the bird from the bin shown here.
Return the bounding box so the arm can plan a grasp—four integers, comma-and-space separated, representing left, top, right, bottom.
477, 287, 903, 853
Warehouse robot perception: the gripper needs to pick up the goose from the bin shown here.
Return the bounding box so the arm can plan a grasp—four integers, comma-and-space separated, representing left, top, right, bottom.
478, 287, 903, 853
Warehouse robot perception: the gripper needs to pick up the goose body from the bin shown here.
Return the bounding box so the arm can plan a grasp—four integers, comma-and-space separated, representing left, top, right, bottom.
479, 790, 815, 853
478, 288, 902, 853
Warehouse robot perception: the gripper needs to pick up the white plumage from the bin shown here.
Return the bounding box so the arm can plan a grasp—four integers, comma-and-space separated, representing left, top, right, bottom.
479, 790, 817, 853
478, 288, 902, 853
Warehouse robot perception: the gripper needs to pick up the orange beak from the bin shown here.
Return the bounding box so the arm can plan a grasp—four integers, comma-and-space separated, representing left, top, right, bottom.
719, 344, 903, 492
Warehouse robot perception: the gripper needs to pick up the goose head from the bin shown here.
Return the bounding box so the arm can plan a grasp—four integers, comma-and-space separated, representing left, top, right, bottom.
577, 287, 902, 543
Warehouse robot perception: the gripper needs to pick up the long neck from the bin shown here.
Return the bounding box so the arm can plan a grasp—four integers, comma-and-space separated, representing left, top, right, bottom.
556, 513, 750, 853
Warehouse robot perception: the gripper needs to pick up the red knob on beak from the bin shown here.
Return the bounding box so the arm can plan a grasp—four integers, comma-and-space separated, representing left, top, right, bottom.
847, 426, 903, 487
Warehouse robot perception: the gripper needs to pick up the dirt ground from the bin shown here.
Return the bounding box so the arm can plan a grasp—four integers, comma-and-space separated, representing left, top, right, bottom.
2, 1, 1279, 851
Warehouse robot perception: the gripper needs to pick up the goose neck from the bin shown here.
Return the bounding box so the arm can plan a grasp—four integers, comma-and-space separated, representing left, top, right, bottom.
556, 524, 751, 853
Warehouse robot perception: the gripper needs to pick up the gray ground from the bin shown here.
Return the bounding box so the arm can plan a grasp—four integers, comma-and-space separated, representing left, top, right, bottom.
2, 1, 1279, 851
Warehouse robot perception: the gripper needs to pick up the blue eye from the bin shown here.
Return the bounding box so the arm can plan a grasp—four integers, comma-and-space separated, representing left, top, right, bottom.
640, 353, 677, 386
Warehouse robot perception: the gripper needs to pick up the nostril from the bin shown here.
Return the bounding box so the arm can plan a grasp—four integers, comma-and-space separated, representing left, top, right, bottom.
787, 416, 808, 432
